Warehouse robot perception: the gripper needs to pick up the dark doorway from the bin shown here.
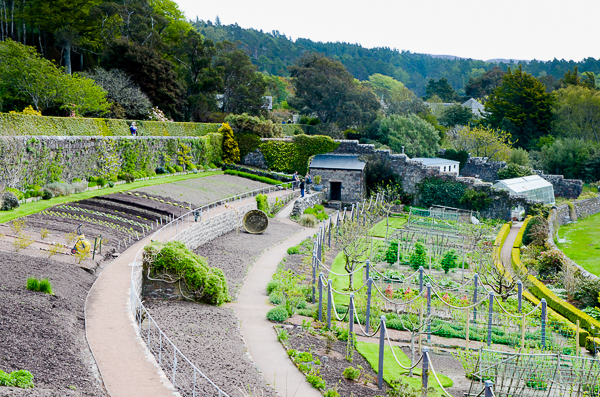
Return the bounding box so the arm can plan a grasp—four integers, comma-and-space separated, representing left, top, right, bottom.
330, 181, 342, 201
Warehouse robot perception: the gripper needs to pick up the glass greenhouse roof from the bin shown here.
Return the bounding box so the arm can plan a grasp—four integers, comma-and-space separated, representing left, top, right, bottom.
493, 175, 555, 204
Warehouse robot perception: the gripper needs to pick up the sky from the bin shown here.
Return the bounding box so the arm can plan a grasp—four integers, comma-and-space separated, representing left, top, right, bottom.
175, 0, 599, 62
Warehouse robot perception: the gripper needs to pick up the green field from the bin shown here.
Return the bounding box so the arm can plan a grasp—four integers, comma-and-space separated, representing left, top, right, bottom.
0, 171, 222, 224
356, 341, 453, 391
369, 215, 408, 238
558, 212, 600, 275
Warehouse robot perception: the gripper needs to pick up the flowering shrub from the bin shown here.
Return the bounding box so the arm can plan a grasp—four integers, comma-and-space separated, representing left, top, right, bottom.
148, 106, 172, 122
537, 250, 566, 279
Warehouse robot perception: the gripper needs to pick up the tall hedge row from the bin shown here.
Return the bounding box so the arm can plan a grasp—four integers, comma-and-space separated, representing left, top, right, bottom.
0, 113, 220, 136
259, 135, 339, 174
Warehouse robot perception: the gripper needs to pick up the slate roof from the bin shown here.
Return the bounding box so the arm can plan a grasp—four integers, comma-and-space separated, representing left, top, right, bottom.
309, 154, 366, 171
412, 157, 460, 167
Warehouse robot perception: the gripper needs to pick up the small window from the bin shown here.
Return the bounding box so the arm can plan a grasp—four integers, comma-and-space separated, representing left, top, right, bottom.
444, 166, 446, 171
454, 165, 456, 169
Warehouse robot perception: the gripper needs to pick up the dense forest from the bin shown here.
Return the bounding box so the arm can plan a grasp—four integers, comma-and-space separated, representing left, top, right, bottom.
195, 20, 600, 96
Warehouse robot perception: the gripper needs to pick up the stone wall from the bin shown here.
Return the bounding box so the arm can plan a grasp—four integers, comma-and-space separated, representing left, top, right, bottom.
548, 208, 599, 282
243, 138, 537, 220
143, 193, 293, 300
461, 157, 506, 181
308, 168, 365, 203
554, 195, 600, 227
0, 135, 222, 189
461, 157, 583, 199
240, 149, 268, 169
291, 191, 326, 216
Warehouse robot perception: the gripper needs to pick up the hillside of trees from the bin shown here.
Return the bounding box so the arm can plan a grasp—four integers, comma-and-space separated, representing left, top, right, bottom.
195, 20, 600, 96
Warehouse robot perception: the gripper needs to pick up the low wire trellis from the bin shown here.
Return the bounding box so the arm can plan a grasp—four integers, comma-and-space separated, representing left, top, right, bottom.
468, 349, 600, 397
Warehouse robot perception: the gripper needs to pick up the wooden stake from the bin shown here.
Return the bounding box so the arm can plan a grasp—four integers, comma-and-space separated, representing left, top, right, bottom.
466, 307, 470, 351
576, 319, 580, 356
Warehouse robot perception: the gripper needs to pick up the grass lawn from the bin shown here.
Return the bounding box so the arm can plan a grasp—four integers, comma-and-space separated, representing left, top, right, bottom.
0, 171, 222, 224
329, 239, 385, 304
370, 215, 408, 238
356, 341, 453, 390
558, 212, 600, 275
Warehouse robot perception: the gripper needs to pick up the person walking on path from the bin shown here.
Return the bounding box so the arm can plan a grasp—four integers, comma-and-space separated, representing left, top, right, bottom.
129, 122, 138, 136
305, 172, 312, 194
292, 171, 299, 191
299, 178, 305, 198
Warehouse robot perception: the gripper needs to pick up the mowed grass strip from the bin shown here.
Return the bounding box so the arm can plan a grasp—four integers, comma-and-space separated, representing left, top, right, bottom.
369, 215, 408, 238
0, 171, 222, 224
558, 212, 600, 275
329, 239, 384, 305
356, 341, 453, 390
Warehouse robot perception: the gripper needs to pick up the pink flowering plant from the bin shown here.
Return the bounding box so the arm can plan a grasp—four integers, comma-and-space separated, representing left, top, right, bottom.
537, 250, 566, 279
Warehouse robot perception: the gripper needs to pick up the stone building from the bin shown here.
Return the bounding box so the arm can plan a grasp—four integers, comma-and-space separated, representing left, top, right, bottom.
309, 154, 366, 203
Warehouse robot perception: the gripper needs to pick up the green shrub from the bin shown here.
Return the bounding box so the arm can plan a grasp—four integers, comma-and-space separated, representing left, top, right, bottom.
306, 375, 326, 390
223, 169, 281, 185
175, 165, 183, 172
303, 207, 316, 215
144, 241, 229, 305
269, 291, 284, 305
225, 112, 283, 138
441, 250, 458, 274
385, 240, 399, 265
316, 212, 328, 221
342, 366, 361, 380
208, 162, 217, 169
108, 181, 115, 188
235, 133, 262, 159
5, 187, 24, 200
97, 177, 107, 187
323, 389, 340, 397
155, 166, 166, 174
0, 369, 34, 388
417, 177, 466, 208
522, 215, 548, 246
26, 277, 39, 291
220, 122, 240, 164
267, 306, 289, 322
38, 279, 53, 294
259, 134, 340, 174
266, 279, 280, 294
409, 242, 427, 270
256, 194, 269, 212
166, 165, 176, 173
287, 246, 300, 255
41, 189, 53, 200
459, 189, 492, 211
314, 204, 324, 212
26, 277, 52, 294
497, 163, 533, 179
117, 172, 135, 183
1, 191, 20, 211
299, 214, 318, 228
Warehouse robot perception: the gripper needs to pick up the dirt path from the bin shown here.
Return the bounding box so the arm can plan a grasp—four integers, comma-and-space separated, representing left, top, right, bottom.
85, 189, 291, 397
228, 226, 322, 397
501, 222, 522, 274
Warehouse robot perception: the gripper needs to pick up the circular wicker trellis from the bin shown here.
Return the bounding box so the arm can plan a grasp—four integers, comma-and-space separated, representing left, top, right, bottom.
243, 210, 269, 234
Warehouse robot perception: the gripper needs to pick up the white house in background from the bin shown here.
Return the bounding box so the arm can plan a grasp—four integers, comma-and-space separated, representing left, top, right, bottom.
493, 175, 555, 205
412, 158, 460, 175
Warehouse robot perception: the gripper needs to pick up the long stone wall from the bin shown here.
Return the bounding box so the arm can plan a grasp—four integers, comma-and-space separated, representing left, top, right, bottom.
240, 139, 537, 220
461, 157, 583, 199
0, 135, 222, 189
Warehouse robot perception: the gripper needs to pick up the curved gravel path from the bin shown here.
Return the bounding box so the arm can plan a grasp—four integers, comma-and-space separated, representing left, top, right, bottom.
228, 216, 322, 397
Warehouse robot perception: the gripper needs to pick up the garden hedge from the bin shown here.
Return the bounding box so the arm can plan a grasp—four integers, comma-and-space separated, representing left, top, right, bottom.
0, 113, 220, 136
492, 222, 589, 346
510, 218, 600, 348
259, 135, 339, 174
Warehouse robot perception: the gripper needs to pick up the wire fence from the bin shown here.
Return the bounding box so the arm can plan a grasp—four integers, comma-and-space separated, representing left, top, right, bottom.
129, 181, 293, 397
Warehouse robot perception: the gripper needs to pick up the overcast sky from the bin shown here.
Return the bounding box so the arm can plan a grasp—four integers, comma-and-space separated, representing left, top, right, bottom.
175, 0, 599, 62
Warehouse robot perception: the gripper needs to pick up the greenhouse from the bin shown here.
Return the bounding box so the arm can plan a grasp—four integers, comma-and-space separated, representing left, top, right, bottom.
493, 175, 555, 204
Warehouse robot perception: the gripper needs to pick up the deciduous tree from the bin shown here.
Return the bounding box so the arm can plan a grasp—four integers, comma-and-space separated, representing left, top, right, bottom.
448, 125, 512, 161
377, 114, 440, 157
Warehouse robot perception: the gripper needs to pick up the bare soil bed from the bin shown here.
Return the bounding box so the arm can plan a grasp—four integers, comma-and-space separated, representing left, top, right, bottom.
194, 219, 301, 298
0, 252, 106, 396
133, 174, 271, 207
144, 301, 276, 397
280, 326, 390, 397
